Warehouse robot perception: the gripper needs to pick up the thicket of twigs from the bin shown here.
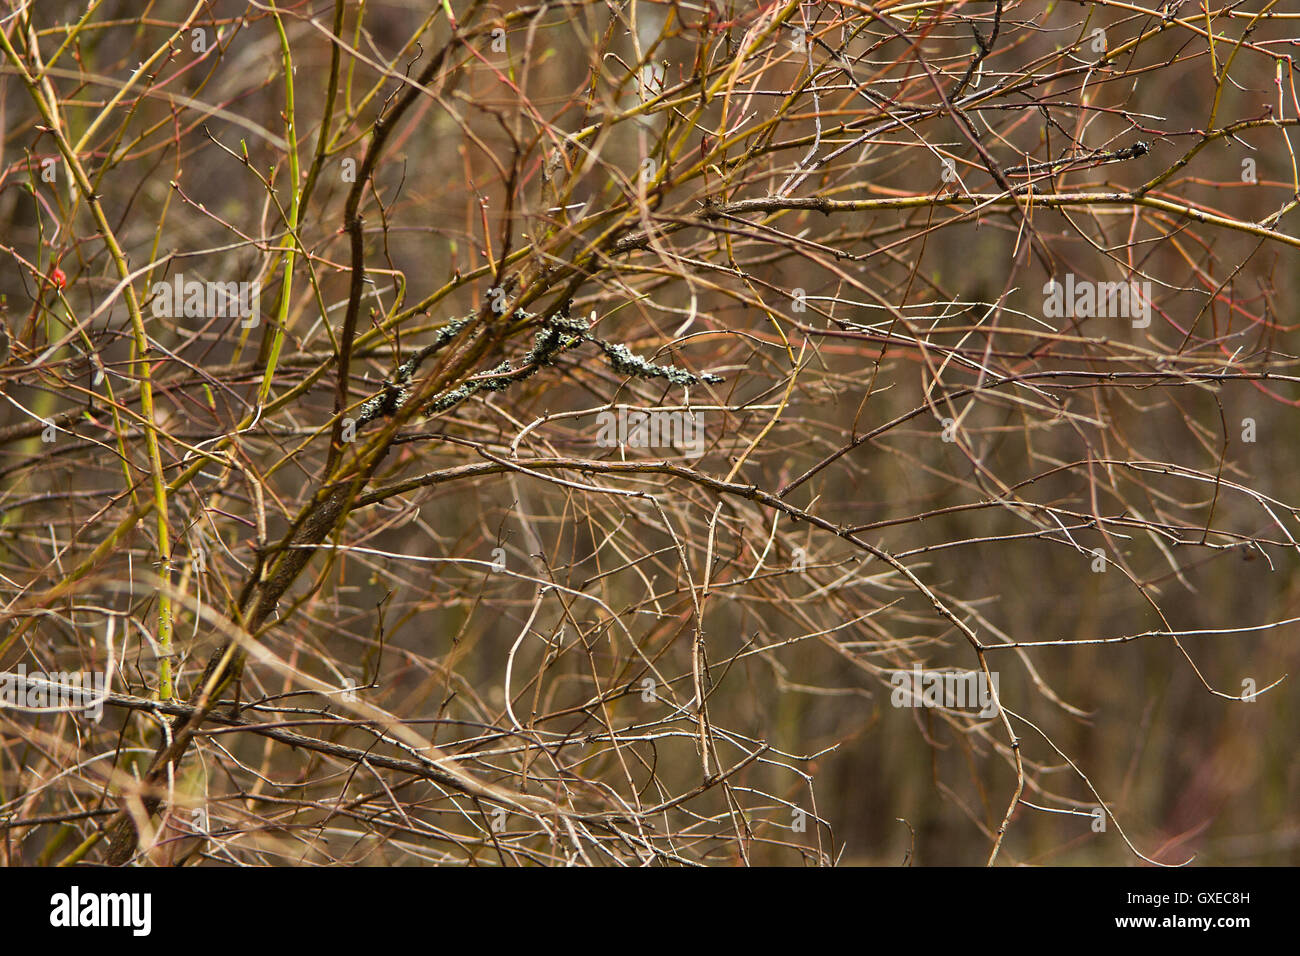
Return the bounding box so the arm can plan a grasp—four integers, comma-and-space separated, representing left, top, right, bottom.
0, 0, 1297, 865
